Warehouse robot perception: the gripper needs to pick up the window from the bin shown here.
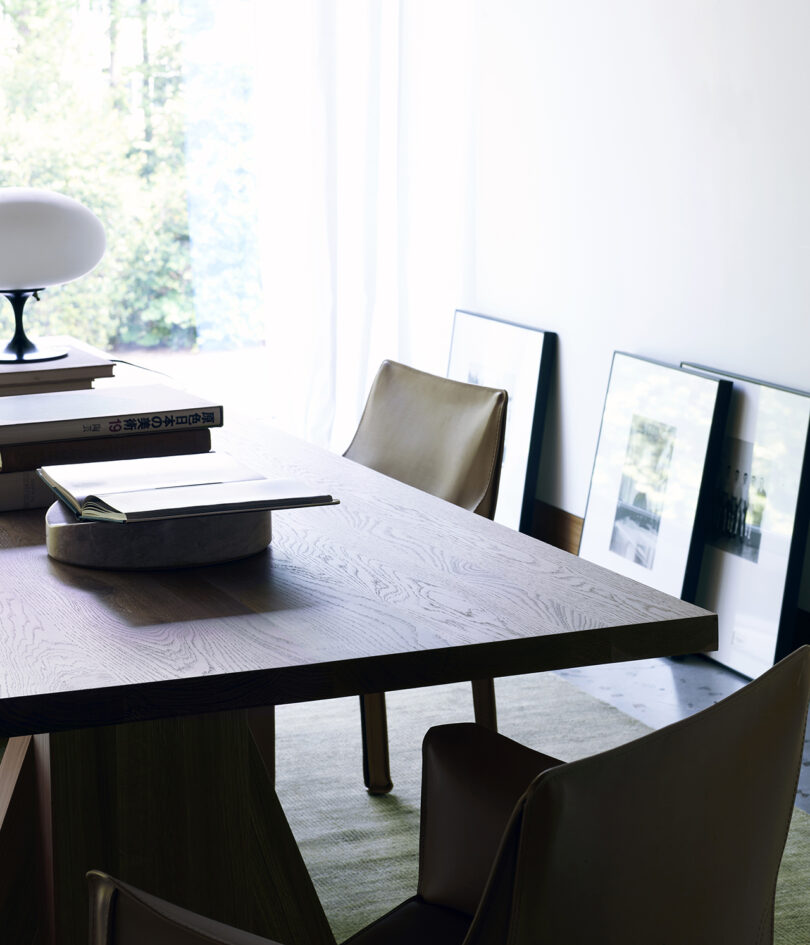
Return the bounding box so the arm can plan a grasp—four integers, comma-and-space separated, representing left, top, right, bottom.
0, 0, 262, 356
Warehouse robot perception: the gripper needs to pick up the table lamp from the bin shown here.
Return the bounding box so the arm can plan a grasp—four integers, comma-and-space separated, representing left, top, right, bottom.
0, 188, 106, 362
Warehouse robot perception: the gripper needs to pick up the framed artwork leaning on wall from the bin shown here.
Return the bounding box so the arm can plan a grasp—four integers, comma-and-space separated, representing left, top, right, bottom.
447, 310, 557, 533
579, 352, 731, 601
681, 363, 810, 678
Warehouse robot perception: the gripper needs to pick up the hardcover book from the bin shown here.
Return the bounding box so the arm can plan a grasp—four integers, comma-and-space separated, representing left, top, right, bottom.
0, 427, 212, 473
0, 469, 56, 511
0, 384, 222, 445
38, 452, 337, 524
0, 379, 95, 397
0, 339, 114, 395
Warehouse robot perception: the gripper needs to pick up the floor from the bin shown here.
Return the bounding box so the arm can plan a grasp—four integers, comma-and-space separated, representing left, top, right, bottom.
555, 653, 810, 813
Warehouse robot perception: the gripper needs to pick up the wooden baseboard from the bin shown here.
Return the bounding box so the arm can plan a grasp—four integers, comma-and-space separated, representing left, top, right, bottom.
531, 499, 583, 556
791, 607, 810, 651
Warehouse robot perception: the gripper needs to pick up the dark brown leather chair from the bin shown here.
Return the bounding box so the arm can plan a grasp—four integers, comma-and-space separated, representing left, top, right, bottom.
344, 359, 508, 793
86, 870, 272, 945
88, 645, 810, 945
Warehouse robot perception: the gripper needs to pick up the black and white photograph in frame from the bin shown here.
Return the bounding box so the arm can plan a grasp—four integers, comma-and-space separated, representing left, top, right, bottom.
447, 310, 556, 533
579, 352, 730, 600
682, 363, 810, 679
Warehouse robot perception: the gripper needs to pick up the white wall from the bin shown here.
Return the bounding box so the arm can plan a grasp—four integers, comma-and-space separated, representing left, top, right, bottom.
463, 0, 810, 517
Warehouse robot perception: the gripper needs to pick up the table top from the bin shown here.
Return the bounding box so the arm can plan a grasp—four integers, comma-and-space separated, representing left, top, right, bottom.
0, 418, 717, 737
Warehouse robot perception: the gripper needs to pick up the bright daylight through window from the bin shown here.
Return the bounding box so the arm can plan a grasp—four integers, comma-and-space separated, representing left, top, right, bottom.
0, 0, 476, 449
0, 0, 263, 382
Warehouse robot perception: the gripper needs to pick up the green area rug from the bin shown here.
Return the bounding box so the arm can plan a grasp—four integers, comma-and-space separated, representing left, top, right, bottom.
275, 672, 810, 944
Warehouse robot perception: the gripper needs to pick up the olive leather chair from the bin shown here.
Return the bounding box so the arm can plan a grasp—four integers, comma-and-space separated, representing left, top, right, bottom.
343, 359, 508, 793
88, 645, 810, 945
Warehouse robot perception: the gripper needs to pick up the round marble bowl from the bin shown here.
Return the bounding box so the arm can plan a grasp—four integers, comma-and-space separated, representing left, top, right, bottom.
45, 500, 272, 570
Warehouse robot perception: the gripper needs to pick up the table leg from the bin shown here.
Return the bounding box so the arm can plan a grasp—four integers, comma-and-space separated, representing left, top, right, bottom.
0, 736, 42, 945
38, 710, 335, 945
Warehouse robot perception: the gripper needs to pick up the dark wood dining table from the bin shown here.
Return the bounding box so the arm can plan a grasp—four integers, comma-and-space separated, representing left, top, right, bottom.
0, 417, 717, 945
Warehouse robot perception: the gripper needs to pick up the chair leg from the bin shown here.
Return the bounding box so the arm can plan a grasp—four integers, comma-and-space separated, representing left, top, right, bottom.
471, 678, 497, 731
359, 693, 393, 795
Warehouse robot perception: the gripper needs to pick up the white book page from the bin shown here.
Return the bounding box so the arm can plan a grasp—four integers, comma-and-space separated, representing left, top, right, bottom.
95, 478, 328, 518
42, 452, 262, 502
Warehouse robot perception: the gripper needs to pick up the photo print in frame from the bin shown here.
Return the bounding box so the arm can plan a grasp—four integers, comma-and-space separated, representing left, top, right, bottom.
579, 352, 730, 600
447, 310, 557, 533
682, 363, 810, 678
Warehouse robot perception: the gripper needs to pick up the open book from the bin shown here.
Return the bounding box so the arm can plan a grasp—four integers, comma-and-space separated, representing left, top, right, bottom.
37, 452, 337, 524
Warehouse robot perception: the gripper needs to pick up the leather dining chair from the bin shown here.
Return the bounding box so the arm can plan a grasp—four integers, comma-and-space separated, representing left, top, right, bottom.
88, 645, 810, 945
343, 359, 508, 794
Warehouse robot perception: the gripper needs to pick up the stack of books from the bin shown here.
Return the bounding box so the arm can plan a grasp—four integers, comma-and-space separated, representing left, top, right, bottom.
0, 340, 115, 397
0, 384, 223, 511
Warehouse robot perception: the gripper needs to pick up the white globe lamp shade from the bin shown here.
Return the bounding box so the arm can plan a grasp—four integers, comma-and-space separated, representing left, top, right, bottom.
0, 188, 106, 288
0, 188, 106, 363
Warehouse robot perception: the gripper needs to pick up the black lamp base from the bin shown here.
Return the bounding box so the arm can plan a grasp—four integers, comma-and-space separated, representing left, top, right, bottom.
0, 345, 68, 363
0, 289, 68, 363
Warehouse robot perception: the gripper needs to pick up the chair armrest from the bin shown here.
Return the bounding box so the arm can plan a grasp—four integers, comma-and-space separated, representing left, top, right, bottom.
417, 723, 561, 916
87, 871, 284, 945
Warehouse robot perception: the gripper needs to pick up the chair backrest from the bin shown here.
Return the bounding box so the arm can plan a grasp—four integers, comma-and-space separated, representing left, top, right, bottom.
466, 646, 810, 945
87, 870, 275, 945
344, 360, 507, 519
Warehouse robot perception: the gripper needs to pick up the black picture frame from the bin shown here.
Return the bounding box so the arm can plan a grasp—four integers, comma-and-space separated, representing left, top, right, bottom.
682, 362, 810, 677
447, 310, 557, 533
579, 352, 730, 602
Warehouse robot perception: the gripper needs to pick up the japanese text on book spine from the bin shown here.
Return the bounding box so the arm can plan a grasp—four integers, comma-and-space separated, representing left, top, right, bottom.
82, 412, 217, 434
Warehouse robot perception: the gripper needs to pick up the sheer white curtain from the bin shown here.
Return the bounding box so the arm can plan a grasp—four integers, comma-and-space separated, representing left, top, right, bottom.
251, 0, 477, 450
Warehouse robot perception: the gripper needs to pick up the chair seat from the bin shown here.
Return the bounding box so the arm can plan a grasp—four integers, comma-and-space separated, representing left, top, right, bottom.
342, 896, 471, 945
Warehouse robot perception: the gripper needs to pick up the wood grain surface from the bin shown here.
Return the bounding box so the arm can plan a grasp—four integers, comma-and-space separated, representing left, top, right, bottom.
44, 711, 335, 945
530, 497, 810, 656
0, 416, 716, 738
0, 736, 40, 945
0, 413, 717, 944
